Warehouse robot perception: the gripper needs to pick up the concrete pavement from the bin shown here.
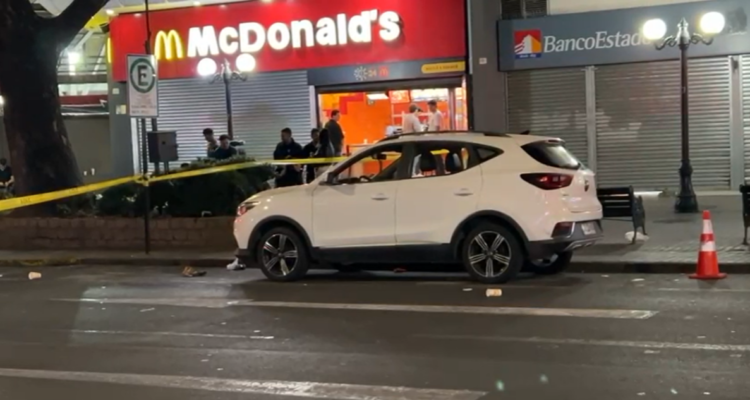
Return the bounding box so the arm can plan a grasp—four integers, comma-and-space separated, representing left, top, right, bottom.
0, 266, 748, 399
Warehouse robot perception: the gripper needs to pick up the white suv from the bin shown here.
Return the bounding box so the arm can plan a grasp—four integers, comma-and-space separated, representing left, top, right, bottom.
234, 131, 603, 284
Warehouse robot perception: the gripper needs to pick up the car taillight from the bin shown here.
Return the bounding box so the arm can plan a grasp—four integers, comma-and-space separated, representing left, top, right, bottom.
521, 173, 573, 190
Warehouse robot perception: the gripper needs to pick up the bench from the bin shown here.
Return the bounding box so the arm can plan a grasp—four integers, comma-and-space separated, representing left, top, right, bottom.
596, 186, 647, 244
740, 184, 750, 245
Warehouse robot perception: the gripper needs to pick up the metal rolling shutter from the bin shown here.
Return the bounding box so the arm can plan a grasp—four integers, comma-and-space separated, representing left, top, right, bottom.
742, 55, 750, 179
137, 71, 311, 170
595, 58, 731, 190
232, 71, 311, 158
507, 68, 588, 165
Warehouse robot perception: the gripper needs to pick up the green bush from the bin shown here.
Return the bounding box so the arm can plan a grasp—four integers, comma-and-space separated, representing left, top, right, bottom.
96, 156, 274, 217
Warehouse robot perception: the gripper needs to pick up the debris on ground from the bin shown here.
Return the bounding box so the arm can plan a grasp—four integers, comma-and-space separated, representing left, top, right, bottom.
486, 288, 503, 297
28, 272, 42, 280
539, 374, 549, 384
463, 288, 473, 292
495, 381, 505, 391
631, 278, 645, 282
182, 266, 206, 277
671, 389, 678, 395
140, 308, 155, 313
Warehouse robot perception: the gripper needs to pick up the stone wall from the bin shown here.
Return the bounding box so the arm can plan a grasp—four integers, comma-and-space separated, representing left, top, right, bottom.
0, 217, 235, 250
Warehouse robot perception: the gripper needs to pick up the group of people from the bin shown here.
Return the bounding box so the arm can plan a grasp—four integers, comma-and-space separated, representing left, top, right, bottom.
401, 100, 444, 134
273, 110, 344, 187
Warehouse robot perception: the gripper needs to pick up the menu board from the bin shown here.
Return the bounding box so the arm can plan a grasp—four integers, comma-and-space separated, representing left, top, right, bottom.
389, 90, 410, 104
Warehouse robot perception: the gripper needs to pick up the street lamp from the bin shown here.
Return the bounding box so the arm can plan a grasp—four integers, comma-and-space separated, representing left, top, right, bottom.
198, 54, 256, 140
642, 12, 725, 213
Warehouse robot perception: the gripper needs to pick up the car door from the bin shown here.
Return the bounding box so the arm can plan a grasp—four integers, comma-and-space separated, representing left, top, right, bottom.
395, 142, 485, 246
312, 143, 407, 248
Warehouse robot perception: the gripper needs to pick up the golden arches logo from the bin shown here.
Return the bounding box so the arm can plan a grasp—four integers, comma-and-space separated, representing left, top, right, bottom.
154, 30, 185, 61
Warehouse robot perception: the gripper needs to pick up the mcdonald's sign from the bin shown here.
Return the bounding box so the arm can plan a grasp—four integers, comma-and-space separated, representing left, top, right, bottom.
154, 30, 185, 61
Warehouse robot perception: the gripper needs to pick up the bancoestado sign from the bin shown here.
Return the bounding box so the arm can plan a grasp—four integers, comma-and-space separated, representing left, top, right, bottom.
153, 10, 401, 61
499, 0, 750, 71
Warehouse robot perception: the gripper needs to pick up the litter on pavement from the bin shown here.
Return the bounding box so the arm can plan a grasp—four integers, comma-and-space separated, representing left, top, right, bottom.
486, 289, 502, 297
28, 272, 41, 280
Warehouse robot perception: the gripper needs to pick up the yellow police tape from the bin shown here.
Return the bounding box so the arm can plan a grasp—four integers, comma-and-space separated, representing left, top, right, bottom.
0, 149, 453, 213
0, 157, 347, 213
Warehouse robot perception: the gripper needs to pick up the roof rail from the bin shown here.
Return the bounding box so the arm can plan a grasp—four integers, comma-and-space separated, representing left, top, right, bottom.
378, 130, 513, 142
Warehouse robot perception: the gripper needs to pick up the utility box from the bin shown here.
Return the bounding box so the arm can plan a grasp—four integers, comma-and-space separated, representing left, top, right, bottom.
147, 130, 178, 163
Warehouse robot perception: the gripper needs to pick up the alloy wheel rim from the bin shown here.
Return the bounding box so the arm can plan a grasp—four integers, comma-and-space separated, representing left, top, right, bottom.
261, 233, 299, 276
467, 231, 511, 278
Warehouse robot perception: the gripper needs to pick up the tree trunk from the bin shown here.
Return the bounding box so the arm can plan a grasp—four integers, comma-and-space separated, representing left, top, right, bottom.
0, 0, 108, 215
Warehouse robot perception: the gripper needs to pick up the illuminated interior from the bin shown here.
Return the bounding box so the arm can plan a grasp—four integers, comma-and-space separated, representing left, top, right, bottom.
318, 85, 468, 155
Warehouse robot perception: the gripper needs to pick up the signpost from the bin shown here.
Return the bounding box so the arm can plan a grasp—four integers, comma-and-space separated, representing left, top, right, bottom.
127, 54, 158, 254
127, 55, 158, 117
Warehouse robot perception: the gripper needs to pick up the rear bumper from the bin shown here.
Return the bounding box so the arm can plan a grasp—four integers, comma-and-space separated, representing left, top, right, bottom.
527, 220, 603, 259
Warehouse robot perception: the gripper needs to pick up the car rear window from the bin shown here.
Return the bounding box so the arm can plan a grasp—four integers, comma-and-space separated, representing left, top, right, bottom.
522, 141, 581, 170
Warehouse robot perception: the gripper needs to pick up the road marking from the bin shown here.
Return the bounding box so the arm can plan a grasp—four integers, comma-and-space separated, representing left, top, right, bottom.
65, 329, 274, 340
657, 287, 750, 293
55, 298, 657, 319
0, 368, 485, 400
417, 334, 750, 352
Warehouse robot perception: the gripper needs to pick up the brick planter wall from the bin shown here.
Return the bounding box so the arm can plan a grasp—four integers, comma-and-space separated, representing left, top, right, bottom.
0, 217, 235, 250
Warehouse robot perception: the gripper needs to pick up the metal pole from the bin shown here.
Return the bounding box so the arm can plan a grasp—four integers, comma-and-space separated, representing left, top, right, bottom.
224, 74, 234, 140
675, 26, 699, 213
140, 118, 151, 254
141, 0, 153, 253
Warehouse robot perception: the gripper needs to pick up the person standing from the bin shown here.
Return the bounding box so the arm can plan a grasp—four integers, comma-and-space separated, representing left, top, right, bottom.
426, 100, 444, 132
302, 128, 320, 184
313, 129, 335, 178
0, 158, 13, 195
324, 110, 345, 156
402, 104, 423, 133
203, 128, 219, 157
273, 127, 304, 187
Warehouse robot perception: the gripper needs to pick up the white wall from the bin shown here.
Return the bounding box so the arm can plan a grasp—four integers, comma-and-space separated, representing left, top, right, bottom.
550, 0, 711, 15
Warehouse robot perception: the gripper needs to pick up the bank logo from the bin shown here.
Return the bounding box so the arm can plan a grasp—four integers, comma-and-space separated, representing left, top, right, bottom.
154, 30, 185, 61
514, 29, 542, 59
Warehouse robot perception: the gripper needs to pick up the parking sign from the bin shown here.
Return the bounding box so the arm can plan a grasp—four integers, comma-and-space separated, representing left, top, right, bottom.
127, 55, 159, 117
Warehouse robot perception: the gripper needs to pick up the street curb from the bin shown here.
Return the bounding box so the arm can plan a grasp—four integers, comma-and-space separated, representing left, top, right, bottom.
0, 257, 748, 273
570, 261, 750, 274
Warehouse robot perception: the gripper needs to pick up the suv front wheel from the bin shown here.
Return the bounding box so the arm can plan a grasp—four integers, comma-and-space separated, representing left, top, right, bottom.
256, 227, 310, 282
461, 223, 523, 284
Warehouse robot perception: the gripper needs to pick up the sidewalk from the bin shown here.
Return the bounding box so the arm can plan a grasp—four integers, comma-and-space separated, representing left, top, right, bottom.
0, 195, 748, 272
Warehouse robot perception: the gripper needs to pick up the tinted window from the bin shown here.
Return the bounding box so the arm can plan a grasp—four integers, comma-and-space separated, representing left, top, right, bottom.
522, 141, 581, 170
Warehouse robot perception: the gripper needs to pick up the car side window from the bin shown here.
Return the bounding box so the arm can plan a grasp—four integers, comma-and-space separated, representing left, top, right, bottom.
407, 142, 477, 179
327, 144, 405, 185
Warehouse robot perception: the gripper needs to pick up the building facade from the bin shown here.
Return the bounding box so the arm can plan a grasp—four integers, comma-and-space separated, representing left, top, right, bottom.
475, 0, 750, 191
107, 0, 468, 175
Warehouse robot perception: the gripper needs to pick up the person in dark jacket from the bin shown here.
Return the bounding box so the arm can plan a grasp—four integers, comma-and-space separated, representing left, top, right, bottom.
273, 127, 304, 187
301, 128, 320, 184
313, 128, 336, 178
324, 109, 345, 156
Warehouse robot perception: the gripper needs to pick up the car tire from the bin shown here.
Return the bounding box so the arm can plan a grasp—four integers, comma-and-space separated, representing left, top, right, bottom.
527, 252, 574, 275
256, 226, 310, 282
461, 223, 523, 284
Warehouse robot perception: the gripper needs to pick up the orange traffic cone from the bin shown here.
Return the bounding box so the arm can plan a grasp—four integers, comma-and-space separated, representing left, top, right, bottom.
690, 210, 726, 280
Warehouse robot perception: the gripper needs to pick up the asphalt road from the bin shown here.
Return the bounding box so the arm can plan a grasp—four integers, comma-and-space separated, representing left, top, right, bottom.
0, 266, 748, 399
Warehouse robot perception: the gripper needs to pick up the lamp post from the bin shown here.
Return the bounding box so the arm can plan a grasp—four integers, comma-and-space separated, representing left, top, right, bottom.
642, 12, 725, 213
197, 54, 256, 140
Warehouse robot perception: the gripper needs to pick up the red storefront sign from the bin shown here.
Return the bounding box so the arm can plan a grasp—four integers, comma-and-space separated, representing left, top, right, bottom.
109, 0, 466, 81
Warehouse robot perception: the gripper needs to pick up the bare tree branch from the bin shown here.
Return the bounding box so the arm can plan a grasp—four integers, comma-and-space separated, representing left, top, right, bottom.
53, 0, 108, 45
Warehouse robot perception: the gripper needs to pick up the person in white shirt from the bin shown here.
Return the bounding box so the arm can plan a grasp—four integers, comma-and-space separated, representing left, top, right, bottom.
426, 100, 444, 131
402, 104, 423, 133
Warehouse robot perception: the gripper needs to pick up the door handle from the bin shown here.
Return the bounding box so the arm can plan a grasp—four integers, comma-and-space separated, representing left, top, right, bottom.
454, 189, 473, 197
371, 194, 389, 201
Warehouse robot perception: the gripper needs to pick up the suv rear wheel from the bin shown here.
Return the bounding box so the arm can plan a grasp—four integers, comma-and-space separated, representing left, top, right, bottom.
256, 227, 310, 282
461, 223, 523, 284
